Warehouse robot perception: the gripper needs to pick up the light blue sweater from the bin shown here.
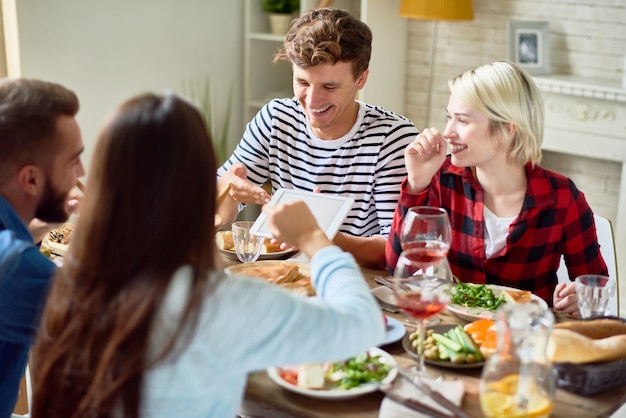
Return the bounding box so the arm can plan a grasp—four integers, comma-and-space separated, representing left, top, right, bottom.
140, 246, 385, 417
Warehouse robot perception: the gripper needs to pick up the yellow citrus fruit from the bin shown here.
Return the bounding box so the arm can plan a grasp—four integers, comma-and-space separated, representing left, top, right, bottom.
487, 373, 521, 395
481, 392, 515, 416
481, 392, 552, 418
481, 374, 552, 418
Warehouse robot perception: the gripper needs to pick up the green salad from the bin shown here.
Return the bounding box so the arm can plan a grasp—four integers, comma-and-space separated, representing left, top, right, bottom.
451, 278, 507, 311
326, 352, 392, 389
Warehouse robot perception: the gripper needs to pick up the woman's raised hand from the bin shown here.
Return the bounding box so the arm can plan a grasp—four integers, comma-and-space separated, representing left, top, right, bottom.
404, 128, 448, 194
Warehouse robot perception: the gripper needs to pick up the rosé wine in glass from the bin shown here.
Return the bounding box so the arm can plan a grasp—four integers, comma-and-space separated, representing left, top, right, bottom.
393, 247, 453, 376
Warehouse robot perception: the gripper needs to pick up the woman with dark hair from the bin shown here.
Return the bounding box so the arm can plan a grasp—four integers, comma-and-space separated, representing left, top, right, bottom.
31, 93, 384, 417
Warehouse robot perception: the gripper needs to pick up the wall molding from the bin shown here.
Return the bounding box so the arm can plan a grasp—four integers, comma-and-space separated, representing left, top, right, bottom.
533, 75, 626, 103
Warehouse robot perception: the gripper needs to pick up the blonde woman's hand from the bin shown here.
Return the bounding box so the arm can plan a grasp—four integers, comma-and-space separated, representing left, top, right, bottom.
553, 282, 581, 318
405, 128, 448, 193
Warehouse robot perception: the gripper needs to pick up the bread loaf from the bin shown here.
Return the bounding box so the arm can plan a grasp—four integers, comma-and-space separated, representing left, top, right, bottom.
547, 328, 626, 364
554, 318, 626, 340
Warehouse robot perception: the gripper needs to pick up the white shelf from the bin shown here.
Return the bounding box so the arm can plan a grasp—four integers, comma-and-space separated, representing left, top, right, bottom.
534, 75, 626, 103
248, 32, 286, 42
243, 0, 407, 123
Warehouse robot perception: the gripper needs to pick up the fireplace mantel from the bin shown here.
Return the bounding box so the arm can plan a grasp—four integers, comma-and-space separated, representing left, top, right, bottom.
534, 75, 626, 103
534, 74, 625, 308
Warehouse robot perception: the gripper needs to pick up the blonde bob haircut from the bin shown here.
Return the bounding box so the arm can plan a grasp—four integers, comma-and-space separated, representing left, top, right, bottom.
448, 60, 543, 166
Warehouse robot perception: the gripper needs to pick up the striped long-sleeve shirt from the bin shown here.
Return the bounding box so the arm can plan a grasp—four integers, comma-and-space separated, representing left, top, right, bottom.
218, 98, 418, 238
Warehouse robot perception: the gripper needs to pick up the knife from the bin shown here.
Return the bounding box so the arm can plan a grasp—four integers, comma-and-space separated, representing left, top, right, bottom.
380, 387, 453, 418
396, 367, 470, 418
374, 275, 394, 289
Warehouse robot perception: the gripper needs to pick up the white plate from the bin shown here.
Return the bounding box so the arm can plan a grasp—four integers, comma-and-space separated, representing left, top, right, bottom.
267, 347, 397, 400
216, 230, 297, 261
218, 247, 297, 261
380, 316, 406, 346
447, 285, 548, 321
370, 286, 397, 308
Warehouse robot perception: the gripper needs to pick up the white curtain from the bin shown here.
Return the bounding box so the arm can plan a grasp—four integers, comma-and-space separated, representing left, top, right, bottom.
1, 0, 20, 77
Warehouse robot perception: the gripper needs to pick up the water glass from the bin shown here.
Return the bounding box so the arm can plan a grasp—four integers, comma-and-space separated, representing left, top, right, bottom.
575, 274, 616, 318
232, 221, 264, 263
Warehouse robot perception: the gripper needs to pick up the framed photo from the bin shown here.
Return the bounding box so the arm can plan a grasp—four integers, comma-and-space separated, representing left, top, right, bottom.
507, 20, 550, 75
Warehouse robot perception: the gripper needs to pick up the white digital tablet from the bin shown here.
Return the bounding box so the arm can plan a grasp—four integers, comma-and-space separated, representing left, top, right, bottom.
250, 188, 354, 240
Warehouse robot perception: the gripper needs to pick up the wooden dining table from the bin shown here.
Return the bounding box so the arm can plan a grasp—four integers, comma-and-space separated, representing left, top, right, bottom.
222, 256, 626, 418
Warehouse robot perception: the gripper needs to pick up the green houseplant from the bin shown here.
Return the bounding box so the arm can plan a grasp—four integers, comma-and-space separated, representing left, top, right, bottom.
263, 0, 300, 34
184, 78, 233, 165
262, 0, 300, 14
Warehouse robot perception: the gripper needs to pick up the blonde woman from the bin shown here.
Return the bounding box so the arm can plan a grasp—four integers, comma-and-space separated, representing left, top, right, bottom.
385, 61, 607, 317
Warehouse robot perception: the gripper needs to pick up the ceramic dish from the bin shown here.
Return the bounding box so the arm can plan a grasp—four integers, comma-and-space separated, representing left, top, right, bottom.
267, 347, 397, 400
447, 285, 548, 322
380, 316, 406, 346
218, 247, 297, 261
402, 324, 485, 369
225, 260, 310, 277
216, 230, 297, 261
370, 286, 398, 311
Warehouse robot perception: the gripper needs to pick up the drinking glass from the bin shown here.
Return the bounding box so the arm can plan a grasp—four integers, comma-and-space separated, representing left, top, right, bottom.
400, 206, 451, 252
575, 274, 616, 318
232, 221, 264, 263
400, 206, 452, 326
393, 247, 453, 376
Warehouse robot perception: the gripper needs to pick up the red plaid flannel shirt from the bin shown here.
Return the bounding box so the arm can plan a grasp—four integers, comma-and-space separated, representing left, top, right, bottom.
385, 157, 608, 305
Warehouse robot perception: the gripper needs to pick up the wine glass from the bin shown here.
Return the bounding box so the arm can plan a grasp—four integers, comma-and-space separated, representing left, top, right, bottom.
393, 246, 453, 377
400, 206, 451, 251
399, 206, 451, 326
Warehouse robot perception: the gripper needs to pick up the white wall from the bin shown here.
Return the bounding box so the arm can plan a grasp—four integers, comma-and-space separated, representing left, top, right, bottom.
402, 0, 626, 314
404, 0, 626, 129
16, 0, 244, 171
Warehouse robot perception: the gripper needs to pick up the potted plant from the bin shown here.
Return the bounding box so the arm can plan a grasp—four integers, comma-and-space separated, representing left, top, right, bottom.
262, 0, 300, 35
184, 78, 233, 165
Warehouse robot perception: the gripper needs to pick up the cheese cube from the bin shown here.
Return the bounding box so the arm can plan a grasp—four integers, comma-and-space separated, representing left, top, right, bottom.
297, 363, 325, 389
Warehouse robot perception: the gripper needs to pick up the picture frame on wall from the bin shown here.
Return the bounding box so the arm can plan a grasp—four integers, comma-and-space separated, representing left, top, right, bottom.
507, 20, 550, 75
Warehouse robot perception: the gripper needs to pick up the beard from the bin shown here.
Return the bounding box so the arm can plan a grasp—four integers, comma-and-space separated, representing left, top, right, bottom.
34, 180, 70, 224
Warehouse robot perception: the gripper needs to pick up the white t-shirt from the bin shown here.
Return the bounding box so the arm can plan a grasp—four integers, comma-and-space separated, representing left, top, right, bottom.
484, 206, 516, 258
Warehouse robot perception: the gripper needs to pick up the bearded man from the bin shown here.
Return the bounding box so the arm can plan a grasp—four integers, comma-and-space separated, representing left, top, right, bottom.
0, 78, 84, 416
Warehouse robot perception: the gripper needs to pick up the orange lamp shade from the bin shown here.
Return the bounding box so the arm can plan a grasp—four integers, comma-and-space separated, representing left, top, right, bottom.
399, 0, 474, 21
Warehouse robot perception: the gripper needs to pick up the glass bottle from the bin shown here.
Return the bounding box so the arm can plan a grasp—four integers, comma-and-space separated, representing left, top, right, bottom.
479, 302, 555, 418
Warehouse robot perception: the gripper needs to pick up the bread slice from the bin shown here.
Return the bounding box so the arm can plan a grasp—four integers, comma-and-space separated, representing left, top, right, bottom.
502, 289, 532, 304
281, 277, 315, 296
261, 240, 282, 254
216, 231, 282, 253
216, 231, 235, 251
237, 263, 300, 284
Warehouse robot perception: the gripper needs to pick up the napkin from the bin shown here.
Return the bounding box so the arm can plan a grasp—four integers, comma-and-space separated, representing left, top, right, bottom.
378, 376, 465, 418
